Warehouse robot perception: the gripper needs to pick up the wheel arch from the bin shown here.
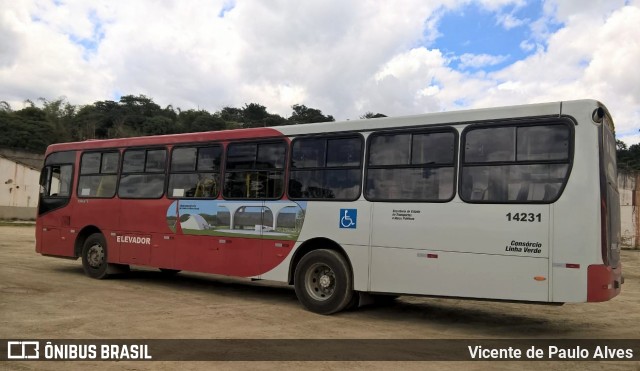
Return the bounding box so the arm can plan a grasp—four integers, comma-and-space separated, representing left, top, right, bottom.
288, 237, 353, 285
74, 225, 103, 258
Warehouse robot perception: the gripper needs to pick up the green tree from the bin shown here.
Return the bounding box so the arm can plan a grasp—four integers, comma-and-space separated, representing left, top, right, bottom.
288, 104, 334, 124
617, 140, 640, 171
219, 106, 243, 127
39, 97, 76, 143
240, 103, 288, 128
0, 107, 55, 152
360, 112, 387, 119
178, 109, 226, 132
241, 103, 269, 128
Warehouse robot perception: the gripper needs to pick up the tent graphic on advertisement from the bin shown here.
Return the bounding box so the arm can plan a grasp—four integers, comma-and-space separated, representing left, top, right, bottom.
180, 214, 211, 230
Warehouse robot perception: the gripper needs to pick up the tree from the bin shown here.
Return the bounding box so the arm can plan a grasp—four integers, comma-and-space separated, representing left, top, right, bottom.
360, 112, 387, 119
39, 97, 76, 143
178, 109, 226, 132
0, 101, 11, 112
0, 108, 55, 152
219, 106, 244, 125
240, 103, 288, 128
617, 140, 640, 171
288, 104, 334, 124
241, 103, 269, 128
142, 116, 176, 135
191, 114, 226, 132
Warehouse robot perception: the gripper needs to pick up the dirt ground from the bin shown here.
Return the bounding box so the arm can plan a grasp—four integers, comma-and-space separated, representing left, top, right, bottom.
1, 225, 639, 370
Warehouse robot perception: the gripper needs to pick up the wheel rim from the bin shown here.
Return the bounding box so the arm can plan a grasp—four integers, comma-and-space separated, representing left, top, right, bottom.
87, 243, 105, 269
304, 262, 336, 301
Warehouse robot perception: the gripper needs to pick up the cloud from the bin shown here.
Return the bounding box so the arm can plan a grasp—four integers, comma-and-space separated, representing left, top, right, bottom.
0, 0, 638, 145
496, 12, 526, 29
458, 53, 509, 69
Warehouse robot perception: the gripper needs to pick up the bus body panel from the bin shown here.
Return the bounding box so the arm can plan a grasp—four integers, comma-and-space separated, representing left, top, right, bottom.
291, 200, 372, 291
370, 247, 549, 301
550, 101, 605, 302
369, 201, 550, 300
370, 202, 550, 257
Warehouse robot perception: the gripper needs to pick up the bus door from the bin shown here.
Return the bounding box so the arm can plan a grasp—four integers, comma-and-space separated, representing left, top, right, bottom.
37, 151, 75, 257
214, 201, 264, 277
258, 201, 303, 277
116, 148, 172, 267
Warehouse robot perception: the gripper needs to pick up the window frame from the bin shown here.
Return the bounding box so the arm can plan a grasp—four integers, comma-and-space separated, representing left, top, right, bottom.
222, 139, 288, 200
167, 143, 223, 199
364, 127, 458, 203
77, 150, 120, 199
459, 119, 575, 204
118, 146, 168, 200
38, 151, 76, 216
287, 133, 365, 201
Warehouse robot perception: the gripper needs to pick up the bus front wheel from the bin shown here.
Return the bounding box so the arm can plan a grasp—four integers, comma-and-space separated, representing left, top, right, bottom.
81, 233, 110, 279
294, 249, 353, 315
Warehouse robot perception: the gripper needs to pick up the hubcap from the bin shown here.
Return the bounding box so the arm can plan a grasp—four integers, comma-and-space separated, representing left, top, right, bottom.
305, 263, 336, 301
87, 243, 105, 268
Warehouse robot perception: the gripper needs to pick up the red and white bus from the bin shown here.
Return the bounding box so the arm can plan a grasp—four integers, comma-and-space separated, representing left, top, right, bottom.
36, 99, 622, 314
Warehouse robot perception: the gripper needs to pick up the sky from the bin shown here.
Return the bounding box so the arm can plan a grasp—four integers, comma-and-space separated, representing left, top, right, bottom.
1, 0, 639, 145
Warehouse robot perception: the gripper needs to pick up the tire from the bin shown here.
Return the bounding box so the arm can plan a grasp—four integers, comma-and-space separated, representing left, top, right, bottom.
294, 249, 353, 315
159, 268, 181, 275
81, 233, 110, 279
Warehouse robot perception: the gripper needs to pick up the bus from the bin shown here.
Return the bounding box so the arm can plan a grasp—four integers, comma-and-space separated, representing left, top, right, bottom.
36, 99, 622, 314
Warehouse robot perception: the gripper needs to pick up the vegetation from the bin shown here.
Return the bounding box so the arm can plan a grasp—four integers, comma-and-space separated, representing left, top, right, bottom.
0, 95, 336, 153
617, 139, 640, 172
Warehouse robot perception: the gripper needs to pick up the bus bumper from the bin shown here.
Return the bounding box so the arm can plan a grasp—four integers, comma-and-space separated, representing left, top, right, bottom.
587, 264, 622, 302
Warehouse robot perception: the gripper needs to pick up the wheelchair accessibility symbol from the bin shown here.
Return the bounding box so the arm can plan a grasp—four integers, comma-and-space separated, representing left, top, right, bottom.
340, 209, 357, 229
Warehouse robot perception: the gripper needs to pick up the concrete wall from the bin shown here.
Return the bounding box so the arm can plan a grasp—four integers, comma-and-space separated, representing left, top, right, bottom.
619, 171, 639, 249
0, 156, 40, 220
0, 148, 44, 169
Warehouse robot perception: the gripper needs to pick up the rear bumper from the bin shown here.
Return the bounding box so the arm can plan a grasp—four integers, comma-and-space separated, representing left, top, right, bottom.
587, 264, 622, 302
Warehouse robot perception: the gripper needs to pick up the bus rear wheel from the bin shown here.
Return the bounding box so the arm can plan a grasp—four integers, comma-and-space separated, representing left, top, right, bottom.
294, 249, 353, 315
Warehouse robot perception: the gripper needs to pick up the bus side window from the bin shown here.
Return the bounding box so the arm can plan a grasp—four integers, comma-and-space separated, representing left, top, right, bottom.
365, 130, 456, 202
118, 148, 167, 199
288, 136, 363, 201
78, 151, 119, 198
460, 123, 571, 203
169, 146, 221, 199
223, 141, 286, 199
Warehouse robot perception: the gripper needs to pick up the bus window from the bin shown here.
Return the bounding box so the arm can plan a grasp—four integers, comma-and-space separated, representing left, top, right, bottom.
288, 135, 362, 200
43, 165, 73, 198
460, 123, 571, 203
169, 145, 221, 198
223, 141, 286, 199
118, 148, 167, 199
78, 151, 119, 198
365, 130, 456, 201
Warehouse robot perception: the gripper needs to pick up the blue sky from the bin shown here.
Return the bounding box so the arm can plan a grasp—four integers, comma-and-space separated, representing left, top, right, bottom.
1, 0, 639, 144
434, 2, 562, 72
